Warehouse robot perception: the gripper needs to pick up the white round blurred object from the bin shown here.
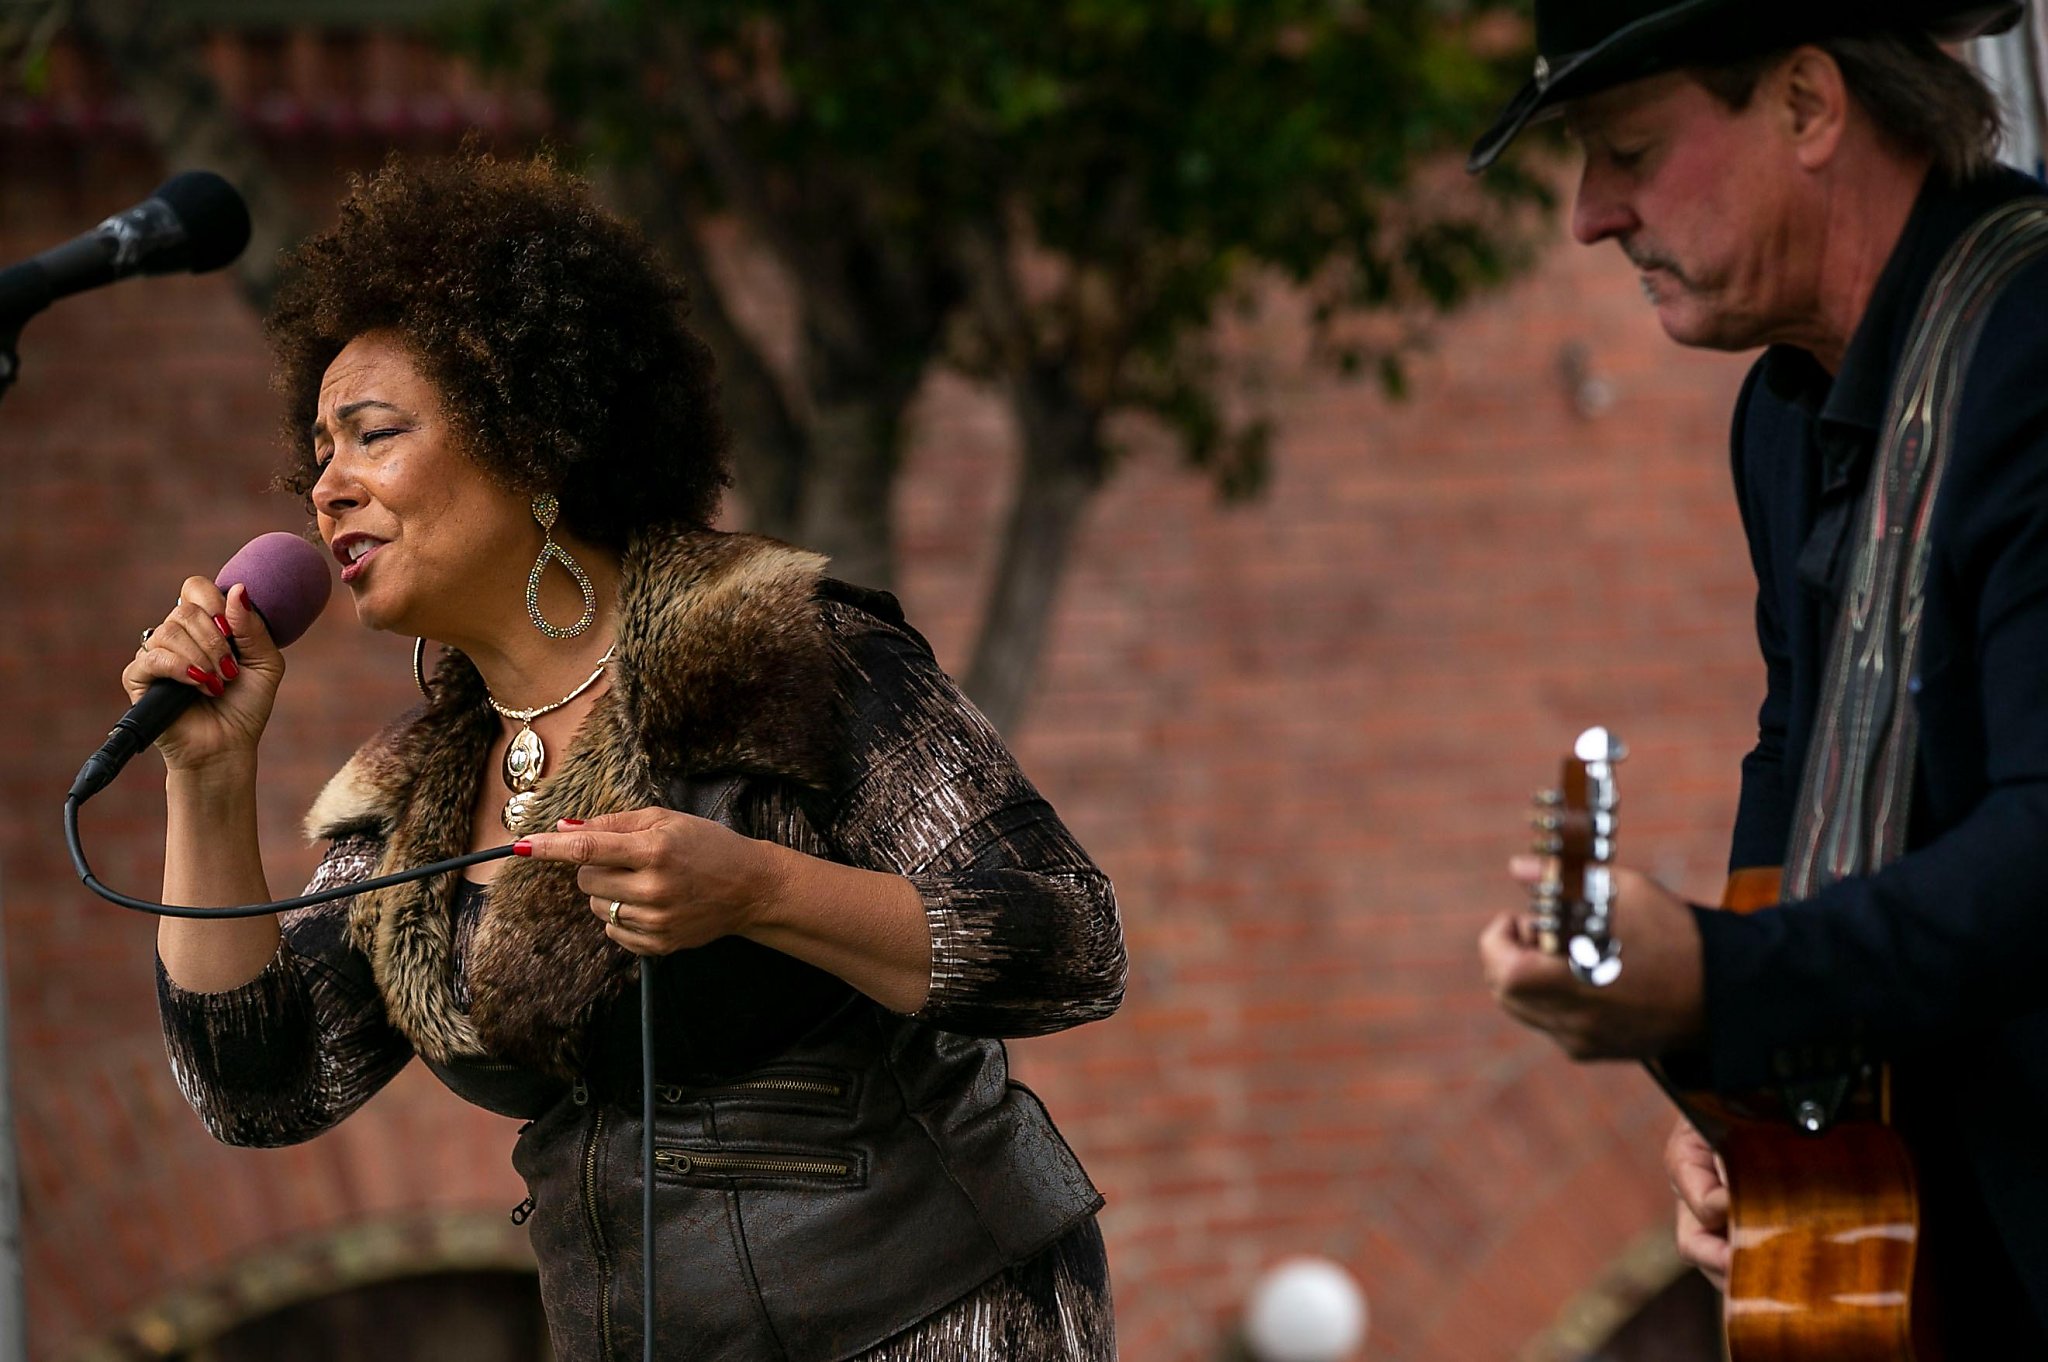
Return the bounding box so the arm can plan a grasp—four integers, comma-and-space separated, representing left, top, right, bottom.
1243, 1256, 1368, 1362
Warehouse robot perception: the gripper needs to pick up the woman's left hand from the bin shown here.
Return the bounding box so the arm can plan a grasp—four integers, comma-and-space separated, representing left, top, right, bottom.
516, 808, 788, 956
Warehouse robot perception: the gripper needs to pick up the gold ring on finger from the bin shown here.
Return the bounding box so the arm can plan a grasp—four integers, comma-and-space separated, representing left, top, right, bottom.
140, 626, 155, 646
608, 899, 624, 927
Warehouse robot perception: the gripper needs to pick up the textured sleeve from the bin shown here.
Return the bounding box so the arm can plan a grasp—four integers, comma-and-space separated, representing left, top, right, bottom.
817, 602, 1126, 1039
157, 836, 415, 1147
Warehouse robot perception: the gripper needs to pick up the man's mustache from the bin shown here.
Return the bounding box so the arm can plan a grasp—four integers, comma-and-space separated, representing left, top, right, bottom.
1623, 241, 1688, 282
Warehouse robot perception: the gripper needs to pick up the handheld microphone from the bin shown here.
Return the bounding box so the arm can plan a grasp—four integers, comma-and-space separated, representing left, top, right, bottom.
0, 171, 252, 328
69, 533, 332, 804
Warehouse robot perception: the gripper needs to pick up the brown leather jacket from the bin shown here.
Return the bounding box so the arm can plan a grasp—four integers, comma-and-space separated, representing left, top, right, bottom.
159, 528, 1126, 1362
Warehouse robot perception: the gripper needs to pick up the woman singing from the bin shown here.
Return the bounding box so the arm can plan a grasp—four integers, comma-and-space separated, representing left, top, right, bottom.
135, 153, 1124, 1362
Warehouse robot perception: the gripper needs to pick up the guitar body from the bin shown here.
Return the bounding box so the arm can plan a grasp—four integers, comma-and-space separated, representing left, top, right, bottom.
1718, 1116, 1931, 1361
1704, 869, 1938, 1362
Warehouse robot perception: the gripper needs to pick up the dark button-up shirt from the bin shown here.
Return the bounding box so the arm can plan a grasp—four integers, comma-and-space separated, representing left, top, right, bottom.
1692, 165, 2048, 1333
1705, 164, 2048, 1080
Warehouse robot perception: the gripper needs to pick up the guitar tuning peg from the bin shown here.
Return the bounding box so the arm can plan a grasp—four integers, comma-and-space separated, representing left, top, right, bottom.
1529, 812, 1561, 832
1533, 788, 1563, 807
1574, 727, 1627, 763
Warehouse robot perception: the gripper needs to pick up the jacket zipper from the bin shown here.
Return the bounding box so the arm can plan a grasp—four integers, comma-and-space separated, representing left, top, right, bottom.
654, 1147, 855, 1179
574, 1082, 616, 1361
656, 1075, 846, 1103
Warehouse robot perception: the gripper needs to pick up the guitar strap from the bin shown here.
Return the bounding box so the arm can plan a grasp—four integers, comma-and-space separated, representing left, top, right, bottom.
1787, 198, 2048, 898
1776, 198, 2048, 1130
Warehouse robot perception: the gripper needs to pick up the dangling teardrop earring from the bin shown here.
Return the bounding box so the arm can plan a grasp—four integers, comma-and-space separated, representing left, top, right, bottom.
526, 492, 596, 638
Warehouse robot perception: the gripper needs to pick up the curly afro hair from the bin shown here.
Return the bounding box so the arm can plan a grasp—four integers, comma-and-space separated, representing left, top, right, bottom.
268, 151, 730, 544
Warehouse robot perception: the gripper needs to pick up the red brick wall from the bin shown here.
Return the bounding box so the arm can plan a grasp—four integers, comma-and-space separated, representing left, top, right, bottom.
0, 139, 1754, 1360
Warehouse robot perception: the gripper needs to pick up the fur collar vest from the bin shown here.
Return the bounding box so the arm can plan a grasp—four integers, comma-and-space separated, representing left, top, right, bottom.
303, 527, 846, 1077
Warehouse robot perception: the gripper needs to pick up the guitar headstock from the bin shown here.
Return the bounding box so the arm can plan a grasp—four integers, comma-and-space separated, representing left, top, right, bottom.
1528, 726, 1626, 988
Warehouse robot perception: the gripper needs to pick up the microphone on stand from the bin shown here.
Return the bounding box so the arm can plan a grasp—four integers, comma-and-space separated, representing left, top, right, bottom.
0, 171, 252, 328
69, 533, 332, 804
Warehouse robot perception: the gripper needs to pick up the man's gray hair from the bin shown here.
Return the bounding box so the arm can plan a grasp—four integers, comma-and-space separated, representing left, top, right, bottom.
1691, 30, 2004, 182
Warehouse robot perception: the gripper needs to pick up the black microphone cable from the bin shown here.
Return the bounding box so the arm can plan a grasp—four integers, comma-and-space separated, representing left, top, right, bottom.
67, 792, 662, 1362
65, 796, 515, 916
641, 958, 657, 1362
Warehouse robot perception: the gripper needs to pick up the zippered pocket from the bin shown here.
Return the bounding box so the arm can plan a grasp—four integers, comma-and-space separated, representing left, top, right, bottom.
653, 1144, 863, 1187
655, 1067, 856, 1115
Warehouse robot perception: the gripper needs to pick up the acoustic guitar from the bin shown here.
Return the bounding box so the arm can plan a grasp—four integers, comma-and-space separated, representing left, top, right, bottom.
1528, 729, 1935, 1362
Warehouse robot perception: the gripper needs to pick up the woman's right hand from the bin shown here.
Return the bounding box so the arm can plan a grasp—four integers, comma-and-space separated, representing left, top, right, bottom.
121, 576, 285, 774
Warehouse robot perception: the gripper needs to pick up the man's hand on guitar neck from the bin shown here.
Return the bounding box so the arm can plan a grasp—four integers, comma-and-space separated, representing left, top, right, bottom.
1665, 1116, 1732, 1293
1478, 856, 1706, 1059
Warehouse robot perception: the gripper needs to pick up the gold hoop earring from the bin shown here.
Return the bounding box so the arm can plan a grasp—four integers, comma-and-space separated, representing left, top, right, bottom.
527, 492, 596, 639
412, 637, 430, 697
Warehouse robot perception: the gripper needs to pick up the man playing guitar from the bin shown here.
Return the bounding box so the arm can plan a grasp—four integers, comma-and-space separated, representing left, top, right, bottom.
1471, 2, 2048, 1353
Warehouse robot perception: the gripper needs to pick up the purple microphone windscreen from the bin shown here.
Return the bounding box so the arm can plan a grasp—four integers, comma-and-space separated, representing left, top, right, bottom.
214, 532, 332, 648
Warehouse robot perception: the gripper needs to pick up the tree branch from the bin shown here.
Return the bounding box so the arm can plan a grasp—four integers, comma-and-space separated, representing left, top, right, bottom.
653, 22, 871, 364
591, 161, 809, 537
648, 21, 933, 590
954, 220, 1105, 732
69, 0, 305, 312
792, 395, 900, 590
963, 361, 1101, 735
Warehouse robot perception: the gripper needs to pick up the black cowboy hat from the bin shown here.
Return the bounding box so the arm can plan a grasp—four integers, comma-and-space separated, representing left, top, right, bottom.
1468, 0, 2025, 172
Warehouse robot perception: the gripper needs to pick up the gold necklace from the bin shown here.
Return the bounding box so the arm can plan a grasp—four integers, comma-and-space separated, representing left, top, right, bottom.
484, 644, 616, 833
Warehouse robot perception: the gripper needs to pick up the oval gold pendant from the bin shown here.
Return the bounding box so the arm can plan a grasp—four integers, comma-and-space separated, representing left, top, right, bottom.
504, 725, 546, 788
502, 790, 539, 834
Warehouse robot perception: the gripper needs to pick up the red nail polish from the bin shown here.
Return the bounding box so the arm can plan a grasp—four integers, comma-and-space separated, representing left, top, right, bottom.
219, 654, 239, 681
214, 614, 232, 639
559, 818, 585, 827
186, 666, 222, 696
513, 839, 533, 856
